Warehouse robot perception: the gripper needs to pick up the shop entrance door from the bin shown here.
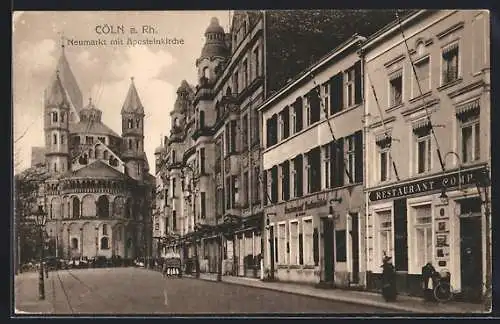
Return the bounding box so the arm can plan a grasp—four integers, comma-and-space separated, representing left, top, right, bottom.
322, 218, 334, 282
460, 199, 483, 302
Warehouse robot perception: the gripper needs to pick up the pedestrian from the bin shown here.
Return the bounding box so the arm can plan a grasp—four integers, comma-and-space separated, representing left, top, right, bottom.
421, 262, 437, 302
381, 254, 397, 302
162, 260, 168, 279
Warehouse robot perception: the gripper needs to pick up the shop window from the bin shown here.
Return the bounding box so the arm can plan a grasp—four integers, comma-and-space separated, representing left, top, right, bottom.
377, 210, 393, 263
278, 223, 287, 264
412, 205, 432, 272
289, 221, 299, 265
442, 43, 459, 84
389, 70, 403, 107
303, 218, 314, 265
336, 230, 347, 262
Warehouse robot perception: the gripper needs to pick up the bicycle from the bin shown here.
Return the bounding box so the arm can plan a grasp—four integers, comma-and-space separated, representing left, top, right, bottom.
433, 270, 454, 302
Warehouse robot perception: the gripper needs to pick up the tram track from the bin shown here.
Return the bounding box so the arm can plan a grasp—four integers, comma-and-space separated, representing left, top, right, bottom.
49, 268, 146, 314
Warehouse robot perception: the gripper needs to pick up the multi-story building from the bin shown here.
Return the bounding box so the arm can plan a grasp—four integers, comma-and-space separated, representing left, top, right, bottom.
39, 44, 154, 262
361, 10, 490, 301
260, 35, 365, 286
156, 10, 402, 278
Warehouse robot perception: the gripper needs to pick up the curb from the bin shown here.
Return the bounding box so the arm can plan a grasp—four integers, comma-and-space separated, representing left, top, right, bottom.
185, 275, 427, 313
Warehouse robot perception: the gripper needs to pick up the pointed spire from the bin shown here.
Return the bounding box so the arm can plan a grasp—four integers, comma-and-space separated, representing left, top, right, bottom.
46, 38, 83, 111
121, 77, 144, 114
45, 68, 69, 107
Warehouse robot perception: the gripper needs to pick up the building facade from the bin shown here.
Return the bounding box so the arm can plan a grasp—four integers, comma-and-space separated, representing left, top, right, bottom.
361, 10, 491, 301
260, 36, 365, 287
40, 45, 154, 262
155, 10, 405, 279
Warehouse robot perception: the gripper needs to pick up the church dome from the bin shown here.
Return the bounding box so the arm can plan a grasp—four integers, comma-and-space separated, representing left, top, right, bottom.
200, 17, 229, 60
205, 17, 225, 35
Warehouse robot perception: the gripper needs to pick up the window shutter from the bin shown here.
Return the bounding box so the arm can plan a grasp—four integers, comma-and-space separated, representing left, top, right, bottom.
262, 171, 268, 206
354, 61, 362, 105
308, 87, 321, 123
329, 72, 343, 115
329, 141, 335, 188
295, 98, 303, 132
336, 138, 345, 187
282, 106, 290, 139
354, 130, 363, 183
295, 155, 303, 197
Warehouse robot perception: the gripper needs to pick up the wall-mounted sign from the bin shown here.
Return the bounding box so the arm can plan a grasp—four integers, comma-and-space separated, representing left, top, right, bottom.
368, 166, 486, 202
284, 192, 328, 214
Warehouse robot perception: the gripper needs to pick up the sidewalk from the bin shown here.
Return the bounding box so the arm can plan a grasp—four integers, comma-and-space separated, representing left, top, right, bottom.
185, 272, 488, 314
14, 272, 54, 314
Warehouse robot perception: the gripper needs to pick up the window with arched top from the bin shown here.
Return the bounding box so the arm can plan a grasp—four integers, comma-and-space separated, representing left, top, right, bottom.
72, 196, 80, 218
97, 195, 109, 218
103, 150, 109, 159
136, 119, 140, 128
203, 66, 210, 79
416, 41, 425, 56
71, 238, 78, 249
53, 134, 58, 145
52, 112, 58, 123
128, 119, 133, 128
100, 237, 109, 249
102, 224, 108, 235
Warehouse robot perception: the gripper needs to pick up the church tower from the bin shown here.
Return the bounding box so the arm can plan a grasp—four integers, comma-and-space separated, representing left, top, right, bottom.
44, 70, 70, 174
121, 77, 145, 181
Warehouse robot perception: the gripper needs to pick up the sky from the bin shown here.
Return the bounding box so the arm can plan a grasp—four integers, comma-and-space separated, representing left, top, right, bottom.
12, 11, 231, 174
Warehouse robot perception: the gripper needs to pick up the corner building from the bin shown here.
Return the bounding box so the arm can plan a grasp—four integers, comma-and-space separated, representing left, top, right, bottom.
260, 36, 365, 287
40, 46, 154, 262
361, 10, 490, 301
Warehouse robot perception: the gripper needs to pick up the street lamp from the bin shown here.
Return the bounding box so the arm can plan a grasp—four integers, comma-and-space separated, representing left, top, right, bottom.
34, 205, 47, 300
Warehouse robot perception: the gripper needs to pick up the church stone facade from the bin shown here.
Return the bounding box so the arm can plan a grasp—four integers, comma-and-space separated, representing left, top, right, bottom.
38, 46, 154, 261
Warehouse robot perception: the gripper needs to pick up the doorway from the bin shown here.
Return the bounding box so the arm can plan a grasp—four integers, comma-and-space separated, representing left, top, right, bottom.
322, 218, 334, 282
350, 213, 360, 284
459, 198, 483, 302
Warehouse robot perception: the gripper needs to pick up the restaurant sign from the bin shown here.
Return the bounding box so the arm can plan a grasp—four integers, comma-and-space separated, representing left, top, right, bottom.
368, 166, 486, 202
285, 192, 328, 214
